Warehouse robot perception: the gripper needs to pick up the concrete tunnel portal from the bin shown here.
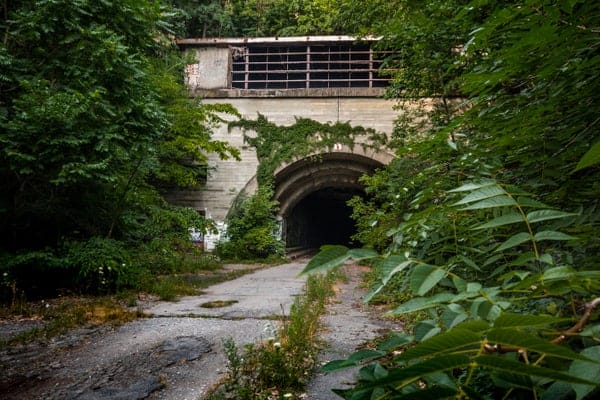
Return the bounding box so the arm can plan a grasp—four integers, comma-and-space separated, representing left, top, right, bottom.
274, 152, 385, 249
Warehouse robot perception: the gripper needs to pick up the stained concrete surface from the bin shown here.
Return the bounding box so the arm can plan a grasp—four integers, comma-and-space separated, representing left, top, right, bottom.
0, 259, 400, 400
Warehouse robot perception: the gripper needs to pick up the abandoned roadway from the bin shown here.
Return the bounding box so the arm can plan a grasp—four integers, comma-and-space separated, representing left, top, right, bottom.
1, 257, 395, 400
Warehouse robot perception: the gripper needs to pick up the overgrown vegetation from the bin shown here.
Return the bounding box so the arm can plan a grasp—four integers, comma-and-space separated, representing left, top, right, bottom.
0, 296, 143, 349
302, 1, 600, 399
215, 115, 386, 260
230, 115, 386, 186
0, 0, 239, 301
208, 269, 339, 400
169, 0, 396, 38
216, 186, 285, 261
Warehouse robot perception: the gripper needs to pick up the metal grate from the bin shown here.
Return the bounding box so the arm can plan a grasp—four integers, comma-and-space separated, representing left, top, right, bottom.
231, 43, 391, 90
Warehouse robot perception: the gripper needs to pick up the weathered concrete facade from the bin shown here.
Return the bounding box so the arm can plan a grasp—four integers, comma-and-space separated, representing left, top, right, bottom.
170, 37, 400, 246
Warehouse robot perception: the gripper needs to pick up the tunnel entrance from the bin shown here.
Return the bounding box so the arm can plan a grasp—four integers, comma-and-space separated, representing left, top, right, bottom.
273, 151, 389, 250
285, 187, 363, 248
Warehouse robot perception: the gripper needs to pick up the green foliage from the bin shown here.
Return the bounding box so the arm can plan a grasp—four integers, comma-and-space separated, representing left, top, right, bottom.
230, 114, 386, 186
216, 186, 284, 260
299, 5, 600, 396
303, 180, 600, 398
0, 0, 238, 296
210, 270, 339, 399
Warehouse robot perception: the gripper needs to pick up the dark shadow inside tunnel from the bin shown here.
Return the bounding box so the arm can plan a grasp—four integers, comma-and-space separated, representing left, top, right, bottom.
284, 187, 364, 249
274, 151, 390, 251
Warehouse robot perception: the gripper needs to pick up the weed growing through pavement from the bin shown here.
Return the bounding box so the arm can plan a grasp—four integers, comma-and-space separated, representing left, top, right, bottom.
207, 270, 340, 399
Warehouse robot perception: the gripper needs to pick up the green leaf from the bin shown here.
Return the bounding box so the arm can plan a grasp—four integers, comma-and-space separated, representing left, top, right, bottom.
377, 332, 414, 352
459, 195, 517, 210
569, 346, 600, 400
526, 210, 578, 223
458, 255, 482, 272
441, 309, 469, 329
542, 266, 575, 281
388, 292, 455, 314
374, 354, 472, 388
300, 245, 349, 275
414, 320, 441, 341
321, 349, 386, 373
475, 355, 599, 385
410, 264, 447, 295
392, 386, 459, 400
448, 180, 497, 193
493, 313, 570, 328
495, 232, 531, 252
453, 185, 506, 206
575, 140, 600, 171
347, 247, 379, 260
472, 212, 524, 230
487, 329, 590, 361
534, 230, 576, 242
364, 256, 412, 302
517, 197, 551, 208
396, 329, 481, 362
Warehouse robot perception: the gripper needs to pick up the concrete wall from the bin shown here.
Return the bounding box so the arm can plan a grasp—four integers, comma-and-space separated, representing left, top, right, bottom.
184, 48, 230, 89
166, 96, 399, 222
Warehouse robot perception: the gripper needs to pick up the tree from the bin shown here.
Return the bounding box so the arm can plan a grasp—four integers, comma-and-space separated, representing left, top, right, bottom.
304, 1, 600, 398
0, 0, 238, 294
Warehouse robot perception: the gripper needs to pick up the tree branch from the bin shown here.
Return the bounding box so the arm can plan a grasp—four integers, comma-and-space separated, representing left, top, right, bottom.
484, 297, 600, 355
551, 296, 600, 344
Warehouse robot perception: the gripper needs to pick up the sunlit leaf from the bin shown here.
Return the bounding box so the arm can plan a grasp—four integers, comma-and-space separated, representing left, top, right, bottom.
348, 247, 379, 260
448, 180, 497, 193
300, 245, 349, 275
453, 185, 506, 206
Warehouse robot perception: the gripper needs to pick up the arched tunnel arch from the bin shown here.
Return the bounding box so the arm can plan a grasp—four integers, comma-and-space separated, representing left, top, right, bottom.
274, 151, 387, 249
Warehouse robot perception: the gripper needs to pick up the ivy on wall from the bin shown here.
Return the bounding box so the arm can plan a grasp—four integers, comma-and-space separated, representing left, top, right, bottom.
229, 114, 388, 186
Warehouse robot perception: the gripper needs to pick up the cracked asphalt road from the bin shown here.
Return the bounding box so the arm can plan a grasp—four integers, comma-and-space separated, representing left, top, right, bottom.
1, 260, 308, 400
1, 258, 398, 400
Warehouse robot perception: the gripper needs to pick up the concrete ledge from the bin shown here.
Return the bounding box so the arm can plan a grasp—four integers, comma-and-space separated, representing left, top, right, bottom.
192, 87, 387, 98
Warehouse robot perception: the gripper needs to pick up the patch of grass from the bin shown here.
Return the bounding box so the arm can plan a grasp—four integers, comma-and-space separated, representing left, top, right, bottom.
207, 269, 341, 400
200, 300, 239, 308
0, 297, 143, 348
147, 267, 263, 302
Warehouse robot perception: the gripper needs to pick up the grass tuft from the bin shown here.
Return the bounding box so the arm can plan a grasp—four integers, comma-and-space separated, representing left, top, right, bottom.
207, 269, 342, 400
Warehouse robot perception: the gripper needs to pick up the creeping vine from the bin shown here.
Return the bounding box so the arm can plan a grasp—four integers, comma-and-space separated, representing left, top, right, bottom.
229, 114, 388, 186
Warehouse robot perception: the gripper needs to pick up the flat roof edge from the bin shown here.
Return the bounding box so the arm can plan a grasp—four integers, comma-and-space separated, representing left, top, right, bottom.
190, 87, 388, 98
176, 35, 381, 46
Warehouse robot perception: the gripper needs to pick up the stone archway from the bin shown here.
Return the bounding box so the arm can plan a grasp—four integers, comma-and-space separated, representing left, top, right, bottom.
274, 149, 390, 248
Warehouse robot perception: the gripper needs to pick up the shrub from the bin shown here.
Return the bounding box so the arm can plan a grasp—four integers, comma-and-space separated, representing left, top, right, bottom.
216, 186, 284, 260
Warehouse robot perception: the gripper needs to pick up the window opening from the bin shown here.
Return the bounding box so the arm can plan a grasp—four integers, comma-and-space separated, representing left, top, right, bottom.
230, 42, 390, 90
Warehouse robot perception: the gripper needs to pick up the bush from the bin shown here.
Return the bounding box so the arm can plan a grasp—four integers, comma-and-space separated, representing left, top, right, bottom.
64, 237, 133, 293
216, 187, 284, 260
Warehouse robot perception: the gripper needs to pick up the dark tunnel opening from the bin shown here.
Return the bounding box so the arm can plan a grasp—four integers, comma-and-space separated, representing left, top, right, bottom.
284, 187, 364, 249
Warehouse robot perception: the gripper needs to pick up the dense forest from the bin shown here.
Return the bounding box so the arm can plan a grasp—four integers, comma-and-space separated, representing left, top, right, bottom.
1, 0, 599, 399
